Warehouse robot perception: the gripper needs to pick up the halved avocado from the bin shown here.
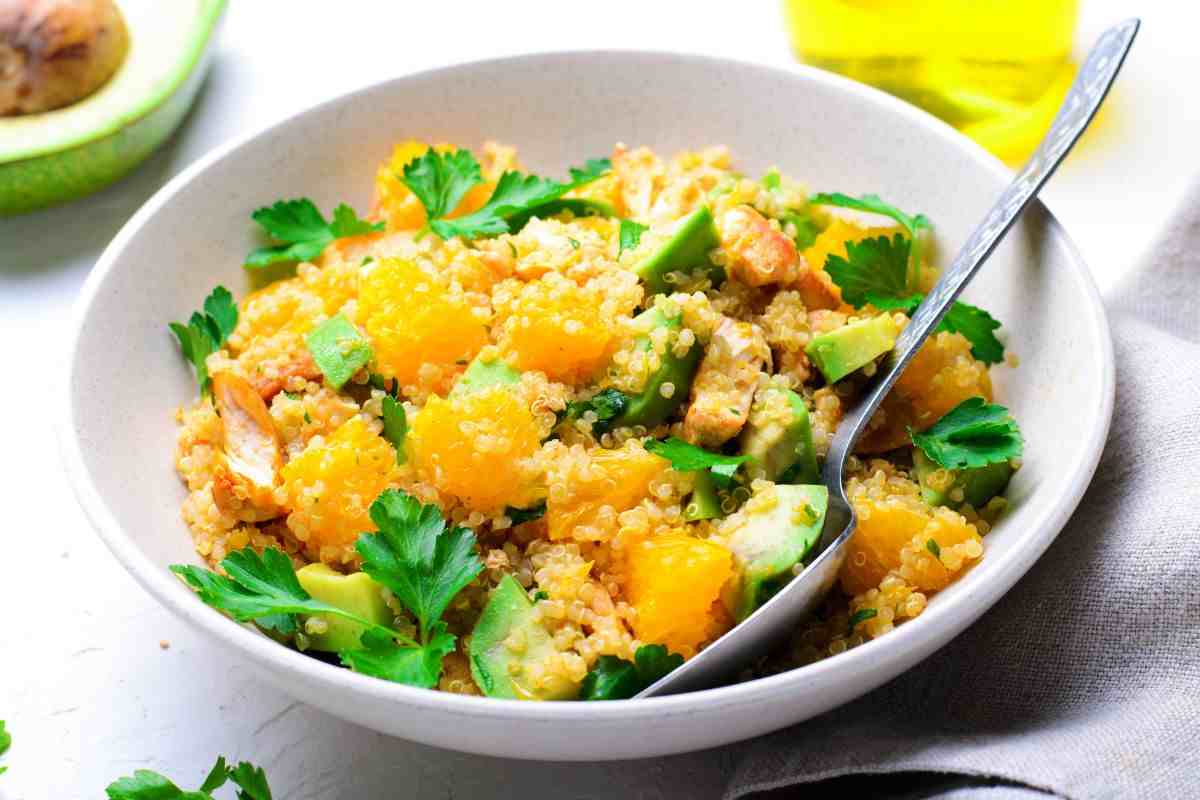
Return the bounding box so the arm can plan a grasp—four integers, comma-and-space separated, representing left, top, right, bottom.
613, 307, 702, 428
634, 205, 723, 295
805, 313, 900, 384
295, 564, 393, 653
469, 575, 579, 700
912, 448, 1013, 509
0, 0, 227, 215
722, 484, 828, 621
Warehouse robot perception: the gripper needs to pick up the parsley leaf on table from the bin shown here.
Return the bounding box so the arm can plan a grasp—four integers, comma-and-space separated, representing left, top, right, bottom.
169, 286, 238, 395
618, 219, 649, 255
403, 149, 611, 240
244, 199, 383, 268
105, 756, 273, 800
227, 761, 273, 800
644, 437, 750, 488
170, 547, 415, 645
198, 757, 229, 794
0, 719, 9, 775
910, 397, 1023, 470
578, 644, 685, 700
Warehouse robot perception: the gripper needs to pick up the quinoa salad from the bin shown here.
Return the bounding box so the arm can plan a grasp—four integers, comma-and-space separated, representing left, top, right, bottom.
169, 141, 1023, 700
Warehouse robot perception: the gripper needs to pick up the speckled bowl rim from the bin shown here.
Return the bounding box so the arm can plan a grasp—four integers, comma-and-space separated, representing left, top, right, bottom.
58, 50, 1114, 757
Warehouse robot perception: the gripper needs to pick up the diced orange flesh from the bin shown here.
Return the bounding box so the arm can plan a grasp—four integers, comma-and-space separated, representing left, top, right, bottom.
626, 532, 734, 656
840, 472, 982, 595
210, 372, 284, 521
497, 275, 614, 384
281, 417, 399, 562
357, 257, 488, 391
857, 331, 992, 453
371, 141, 492, 231
546, 442, 668, 541
800, 219, 903, 310
406, 386, 542, 513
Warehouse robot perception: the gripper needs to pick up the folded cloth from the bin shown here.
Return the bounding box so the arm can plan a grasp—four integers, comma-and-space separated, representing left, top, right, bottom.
725, 180, 1200, 800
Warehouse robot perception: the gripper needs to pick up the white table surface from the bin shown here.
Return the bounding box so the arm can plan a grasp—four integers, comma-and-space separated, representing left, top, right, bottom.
2, 2, 1197, 797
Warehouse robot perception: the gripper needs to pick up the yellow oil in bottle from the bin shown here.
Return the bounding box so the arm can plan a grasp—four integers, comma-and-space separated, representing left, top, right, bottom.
783, 0, 1079, 162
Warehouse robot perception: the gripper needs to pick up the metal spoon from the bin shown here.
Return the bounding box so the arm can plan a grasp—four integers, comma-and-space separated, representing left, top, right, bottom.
638, 18, 1139, 698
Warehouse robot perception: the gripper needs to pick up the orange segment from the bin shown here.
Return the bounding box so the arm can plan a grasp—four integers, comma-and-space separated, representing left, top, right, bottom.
406, 386, 542, 513
626, 532, 733, 656
357, 257, 488, 393
280, 417, 399, 563
545, 441, 668, 541
496, 273, 614, 384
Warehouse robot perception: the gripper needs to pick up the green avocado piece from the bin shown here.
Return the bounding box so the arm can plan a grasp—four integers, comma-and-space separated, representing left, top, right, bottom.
295, 564, 393, 653
614, 308, 702, 428
634, 206, 723, 295
0, 1, 228, 215
739, 388, 819, 484
450, 355, 521, 398
912, 448, 1014, 509
684, 470, 723, 521
805, 314, 900, 383
469, 575, 579, 700
722, 485, 828, 621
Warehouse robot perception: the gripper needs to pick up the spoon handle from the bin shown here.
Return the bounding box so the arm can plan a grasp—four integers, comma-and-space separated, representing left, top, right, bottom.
825, 18, 1140, 475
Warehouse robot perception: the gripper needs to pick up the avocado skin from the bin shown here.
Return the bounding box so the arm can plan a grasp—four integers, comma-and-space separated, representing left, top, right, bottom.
450, 355, 521, 398
469, 574, 577, 700
740, 388, 819, 484
912, 448, 1014, 509
723, 484, 828, 621
684, 470, 723, 521
805, 313, 900, 384
613, 308, 702, 428
634, 205, 723, 295
295, 564, 393, 653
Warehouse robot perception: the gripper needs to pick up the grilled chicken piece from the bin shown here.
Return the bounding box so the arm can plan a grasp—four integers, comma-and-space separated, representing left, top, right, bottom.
682, 317, 771, 447
719, 205, 804, 288
612, 143, 664, 220
210, 372, 284, 522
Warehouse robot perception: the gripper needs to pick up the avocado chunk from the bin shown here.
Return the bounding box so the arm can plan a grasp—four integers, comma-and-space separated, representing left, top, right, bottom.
634, 206, 723, 295
912, 448, 1013, 509
613, 307, 702, 428
295, 564, 393, 653
805, 313, 899, 383
739, 387, 819, 484
469, 575, 579, 700
684, 470, 723, 521
450, 354, 521, 398
722, 485, 828, 621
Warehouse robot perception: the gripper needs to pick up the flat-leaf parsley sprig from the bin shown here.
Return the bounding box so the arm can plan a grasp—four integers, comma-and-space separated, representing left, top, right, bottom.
244, 198, 383, 269
645, 436, 751, 488
169, 286, 238, 395
910, 397, 1023, 470
400, 149, 611, 240
105, 755, 274, 800
810, 191, 930, 283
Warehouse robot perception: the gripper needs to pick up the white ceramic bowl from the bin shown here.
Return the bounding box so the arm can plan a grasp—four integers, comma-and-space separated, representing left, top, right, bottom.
60, 51, 1114, 760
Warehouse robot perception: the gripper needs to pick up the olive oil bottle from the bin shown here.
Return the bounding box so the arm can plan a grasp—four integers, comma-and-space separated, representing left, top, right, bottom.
783, 0, 1078, 162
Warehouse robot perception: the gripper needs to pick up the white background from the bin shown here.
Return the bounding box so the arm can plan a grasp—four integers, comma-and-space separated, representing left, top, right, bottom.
1, 2, 1197, 797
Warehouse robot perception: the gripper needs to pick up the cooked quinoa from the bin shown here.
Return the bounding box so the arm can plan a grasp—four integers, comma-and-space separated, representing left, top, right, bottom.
172, 140, 1018, 699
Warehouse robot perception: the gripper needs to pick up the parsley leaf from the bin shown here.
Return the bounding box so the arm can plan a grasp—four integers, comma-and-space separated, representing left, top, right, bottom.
644, 437, 749, 488
568, 157, 613, 185
400, 148, 483, 221
432, 171, 565, 239
619, 219, 649, 255
910, 397, 1023, 470
823, 234, 911, 307
198, 757, 229, 793
357, 489, 483, 635
506, 501, 547, 525
340, 621, 456, 689
245, 199, 382, 268
0, 720, 9, 776
227, 761, 273, 800
847, 607, 878, 636
304, 314, 373, 389
578, 644, 684, 700
939, 301, 1005, 365
563, 388, 630, 435
170, 547, 414, 645
926, 538, 942, 558
105, 756, 272, 800
169, 286, 238, 395
810, 192, 930, 239
381, 394, 407, 464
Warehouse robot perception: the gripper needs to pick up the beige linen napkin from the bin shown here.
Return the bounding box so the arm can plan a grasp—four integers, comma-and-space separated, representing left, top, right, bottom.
725, 181, 1200, 799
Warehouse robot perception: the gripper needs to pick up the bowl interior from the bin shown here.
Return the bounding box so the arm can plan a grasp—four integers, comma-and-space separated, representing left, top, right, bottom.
64, 52, 1111, 759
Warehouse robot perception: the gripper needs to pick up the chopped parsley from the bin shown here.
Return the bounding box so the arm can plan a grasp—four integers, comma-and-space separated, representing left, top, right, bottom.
244, 198, 382, 268
401, 149, 611, 240
563, 388, 630, 435
926, 538, 942, 558
381, 393, 407, 464
618, 219, 649, 255
304, 314, 373, 389
532, 589, 550, 602
169, 286, 238, 395
506, 501, 547, 525
847, 607, 878, 636
910, 397, 1023, 470
105, 756, 273, 799
761, 169, 782, 191
349, 489, 484, 688
644, 436, 750, 488
578, 644, 684, 700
